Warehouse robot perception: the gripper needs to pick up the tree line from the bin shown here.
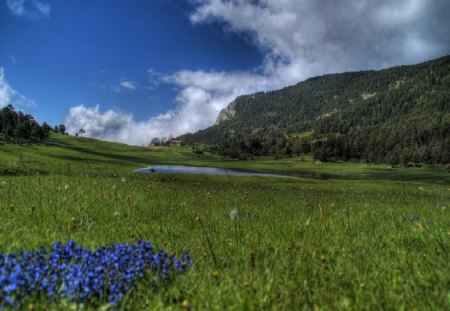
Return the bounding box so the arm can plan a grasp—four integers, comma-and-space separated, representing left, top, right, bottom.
0, 104, 66, 144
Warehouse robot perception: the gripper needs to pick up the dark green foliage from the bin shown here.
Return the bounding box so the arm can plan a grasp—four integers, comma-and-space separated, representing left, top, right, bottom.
0, 105, 51, 144
181, 55, 450, 164
58, 123, 66, 135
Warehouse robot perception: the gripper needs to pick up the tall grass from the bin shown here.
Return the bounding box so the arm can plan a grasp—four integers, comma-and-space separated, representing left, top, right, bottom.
0, 172, 448, 309
0, 135, 449, 309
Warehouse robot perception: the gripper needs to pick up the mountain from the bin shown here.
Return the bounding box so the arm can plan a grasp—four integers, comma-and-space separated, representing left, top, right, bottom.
180, 55, 450, 164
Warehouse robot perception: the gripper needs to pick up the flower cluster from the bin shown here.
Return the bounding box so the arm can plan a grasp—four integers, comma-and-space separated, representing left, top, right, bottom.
0, 240, 193, 307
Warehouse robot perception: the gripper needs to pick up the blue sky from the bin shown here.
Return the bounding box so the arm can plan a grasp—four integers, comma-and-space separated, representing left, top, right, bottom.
1, 1, 260, 124
1, 0, 450, 145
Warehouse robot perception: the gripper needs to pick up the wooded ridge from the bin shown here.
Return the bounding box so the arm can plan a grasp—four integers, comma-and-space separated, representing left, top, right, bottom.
180, 55, 450, 164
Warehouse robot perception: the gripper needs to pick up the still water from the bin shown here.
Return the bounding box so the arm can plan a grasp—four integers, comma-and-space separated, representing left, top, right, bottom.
134, 165, 297, 179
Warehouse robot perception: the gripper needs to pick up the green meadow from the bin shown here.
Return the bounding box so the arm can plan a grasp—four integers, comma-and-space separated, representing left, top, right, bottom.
0, 134, 449, 310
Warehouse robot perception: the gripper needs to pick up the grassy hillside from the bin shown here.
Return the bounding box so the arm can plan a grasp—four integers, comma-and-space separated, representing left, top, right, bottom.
0, 134, 449, 309
0, 133, 187, 175
1, 133, 448, 183
181, 55, 450, 164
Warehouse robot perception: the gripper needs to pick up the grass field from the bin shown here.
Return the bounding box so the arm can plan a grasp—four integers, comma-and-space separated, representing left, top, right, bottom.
1, 134, 449, 309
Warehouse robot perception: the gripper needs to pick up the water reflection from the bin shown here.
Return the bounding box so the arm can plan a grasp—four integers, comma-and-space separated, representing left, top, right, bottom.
134, 165, 297, 179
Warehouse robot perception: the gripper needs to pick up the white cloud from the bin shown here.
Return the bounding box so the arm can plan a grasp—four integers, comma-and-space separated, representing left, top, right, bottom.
6, 0, 50, 19
65, 105, 175, 146
110, 80, 139, 93
119, 81, 138, 90
190, 0, 450, 76
0, 67, 36, 108
65, 0, 450, 145
147, 69, 162, 89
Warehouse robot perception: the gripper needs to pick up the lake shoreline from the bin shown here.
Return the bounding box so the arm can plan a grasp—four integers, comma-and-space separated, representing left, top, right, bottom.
133, 164, 360, 180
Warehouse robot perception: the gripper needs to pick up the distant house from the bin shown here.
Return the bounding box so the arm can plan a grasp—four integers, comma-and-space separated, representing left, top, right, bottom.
169, 139, 183, 147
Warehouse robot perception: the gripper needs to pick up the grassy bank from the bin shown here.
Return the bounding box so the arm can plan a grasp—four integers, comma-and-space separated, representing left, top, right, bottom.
0, 135, 449, 309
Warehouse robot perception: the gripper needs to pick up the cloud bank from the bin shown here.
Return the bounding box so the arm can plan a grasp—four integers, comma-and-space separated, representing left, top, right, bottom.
65, 0, 450, 145
6, 0, 50, 19
0, 67, 35, 108
66, 105, 178, 146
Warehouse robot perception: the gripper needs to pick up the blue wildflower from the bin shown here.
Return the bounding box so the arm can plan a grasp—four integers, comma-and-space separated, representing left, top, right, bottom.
0, 240, 193, 308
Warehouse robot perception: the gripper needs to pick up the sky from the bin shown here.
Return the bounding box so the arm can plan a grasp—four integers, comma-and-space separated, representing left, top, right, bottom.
1, 0, 450, 145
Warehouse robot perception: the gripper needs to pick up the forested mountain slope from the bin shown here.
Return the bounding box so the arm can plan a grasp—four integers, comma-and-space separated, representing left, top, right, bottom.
180, 55, 450, 164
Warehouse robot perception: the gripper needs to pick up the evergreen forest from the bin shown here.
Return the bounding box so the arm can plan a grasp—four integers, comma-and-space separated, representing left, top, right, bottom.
180, 55, 450, 165
0, 104, 55, 144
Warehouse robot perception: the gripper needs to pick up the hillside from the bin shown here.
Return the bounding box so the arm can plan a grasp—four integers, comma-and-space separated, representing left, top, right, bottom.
180, 55, 450, 164
0, 132, 188, 176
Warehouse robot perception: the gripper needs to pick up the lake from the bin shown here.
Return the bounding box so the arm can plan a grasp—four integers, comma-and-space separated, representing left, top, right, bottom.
134, 165, 364, 180
134, 165, 298, 179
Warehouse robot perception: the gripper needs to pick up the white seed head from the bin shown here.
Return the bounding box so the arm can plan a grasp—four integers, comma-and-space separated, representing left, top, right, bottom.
230, 209, 239, 220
